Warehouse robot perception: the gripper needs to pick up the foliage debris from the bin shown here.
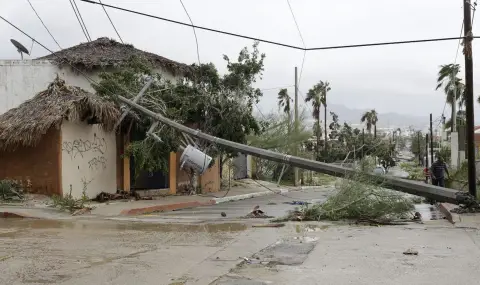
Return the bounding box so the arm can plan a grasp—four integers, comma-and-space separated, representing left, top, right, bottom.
278, 164, 415, 223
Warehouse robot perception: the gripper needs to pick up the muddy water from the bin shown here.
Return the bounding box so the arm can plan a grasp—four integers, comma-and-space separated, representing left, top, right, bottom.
414, 204, 445, 221
0, 219, 247, 237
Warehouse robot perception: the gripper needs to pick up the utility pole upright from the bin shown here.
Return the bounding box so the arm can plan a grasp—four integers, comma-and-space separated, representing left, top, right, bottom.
294, 67, 299, 186
463, 0, 476, 197
425, 134, 429, 170
430, 113, 434, 165
417, 131, 421, 166
324, 87, 328, 153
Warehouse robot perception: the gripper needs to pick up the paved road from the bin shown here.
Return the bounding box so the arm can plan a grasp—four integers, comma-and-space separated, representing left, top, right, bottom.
114, 187, 334, 223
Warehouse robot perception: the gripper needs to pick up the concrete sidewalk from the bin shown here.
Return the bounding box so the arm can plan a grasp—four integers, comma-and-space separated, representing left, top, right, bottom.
95, 179, 300, 216
1, 179, 331, 219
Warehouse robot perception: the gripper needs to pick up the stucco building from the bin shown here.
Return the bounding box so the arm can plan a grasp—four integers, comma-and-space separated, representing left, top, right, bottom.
0, 37, 221, 198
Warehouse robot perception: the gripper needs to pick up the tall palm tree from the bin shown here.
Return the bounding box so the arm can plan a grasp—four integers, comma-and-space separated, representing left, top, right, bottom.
321, 81, 331, 151
361, 109, 379, 138
277, 88, 292, 134
306, 82, 324, 156
436, 64, 465, 132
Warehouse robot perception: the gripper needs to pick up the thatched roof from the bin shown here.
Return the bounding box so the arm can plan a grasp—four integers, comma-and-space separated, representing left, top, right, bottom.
0, 77, 120, 151
37, 37, 193, 77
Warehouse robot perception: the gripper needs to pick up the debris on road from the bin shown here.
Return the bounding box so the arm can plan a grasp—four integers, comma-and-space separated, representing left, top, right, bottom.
243, 206, 274, 219
283, 201, 310, 206
72, 207, 93, 216
221, 212, 227, 217
403, 248, 419, 255
95, 191, 130, 203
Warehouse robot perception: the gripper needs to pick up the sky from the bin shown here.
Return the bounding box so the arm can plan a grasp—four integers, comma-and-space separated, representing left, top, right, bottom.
2, 0, 480, 124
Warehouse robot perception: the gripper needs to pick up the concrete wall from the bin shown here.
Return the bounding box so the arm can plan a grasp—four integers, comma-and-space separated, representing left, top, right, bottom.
61, 121, 117, 199
0, 60, 177, 115
0, 128, 61, 195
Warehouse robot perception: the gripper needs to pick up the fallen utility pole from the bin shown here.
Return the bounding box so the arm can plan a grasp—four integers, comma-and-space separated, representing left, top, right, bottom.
117, 95, 470, 205
463, 0, 477, 197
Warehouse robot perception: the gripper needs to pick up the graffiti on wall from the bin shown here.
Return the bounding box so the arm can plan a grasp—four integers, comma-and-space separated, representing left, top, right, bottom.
62, 133, 107, 159
62, 133, 108, 171
88, 156, 107, 170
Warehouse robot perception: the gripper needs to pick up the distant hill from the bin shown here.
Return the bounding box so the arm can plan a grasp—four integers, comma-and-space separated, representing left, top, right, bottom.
303, 103, 429, 130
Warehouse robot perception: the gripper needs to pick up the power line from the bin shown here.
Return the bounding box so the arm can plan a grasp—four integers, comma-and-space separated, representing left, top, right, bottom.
68, 0, 90, 42
286, 0, 307, 88
79, 0, 471, 51
98, 0, 124, 43
26, 0, 62, 50
179, 0, 201, 66
72, 0, 92, 41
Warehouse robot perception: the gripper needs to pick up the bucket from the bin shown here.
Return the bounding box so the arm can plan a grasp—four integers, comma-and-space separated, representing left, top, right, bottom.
180, 145, 212, 175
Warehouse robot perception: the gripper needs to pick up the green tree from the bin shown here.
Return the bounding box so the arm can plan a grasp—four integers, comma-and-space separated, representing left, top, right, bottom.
94, 42, 266, 174
277, 88, 291, 134
305, 81, 328, 157
360, 109, 379, 138
436, 64, 465, 132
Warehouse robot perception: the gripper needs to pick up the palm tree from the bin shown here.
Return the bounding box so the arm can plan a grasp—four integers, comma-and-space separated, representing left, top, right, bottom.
436, 64, 465, 132
361, 109, 379, 138
321, 81, 331, 151
306, 82, 324, 156
277, 88, 292, 134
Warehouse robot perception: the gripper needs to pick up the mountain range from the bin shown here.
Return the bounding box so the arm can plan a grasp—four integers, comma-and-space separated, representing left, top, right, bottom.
304, 103, 430, 130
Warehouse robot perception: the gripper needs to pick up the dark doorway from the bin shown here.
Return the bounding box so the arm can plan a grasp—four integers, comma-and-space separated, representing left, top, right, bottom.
129, 125, 169, 190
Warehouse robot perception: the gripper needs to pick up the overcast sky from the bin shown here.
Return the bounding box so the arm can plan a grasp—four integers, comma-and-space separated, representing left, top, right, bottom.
2, 0, 480, 123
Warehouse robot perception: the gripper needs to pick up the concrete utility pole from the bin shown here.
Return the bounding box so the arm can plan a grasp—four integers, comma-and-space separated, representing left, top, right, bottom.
463, 0, 477, 197
425, 134, 429, 169
117, 94, 465, 204
417, 131, 421, 166
294, 67, 299, 186
430, 113, 434, 164
324, 86, 328, 152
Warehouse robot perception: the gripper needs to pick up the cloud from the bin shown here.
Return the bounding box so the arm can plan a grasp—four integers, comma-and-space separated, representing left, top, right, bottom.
1, 0, 479, 124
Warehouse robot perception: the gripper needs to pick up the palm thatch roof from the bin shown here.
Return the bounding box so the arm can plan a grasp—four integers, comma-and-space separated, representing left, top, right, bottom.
37, 37, 193, 77
0, 77, 120, 151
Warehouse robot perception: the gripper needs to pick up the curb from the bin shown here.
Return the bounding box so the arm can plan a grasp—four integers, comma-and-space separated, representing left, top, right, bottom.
120, 188, 292, 216
438, 203, 461, 224
0, 211, 36, 219
212, 189, 289, 204
120, 200, 216, 216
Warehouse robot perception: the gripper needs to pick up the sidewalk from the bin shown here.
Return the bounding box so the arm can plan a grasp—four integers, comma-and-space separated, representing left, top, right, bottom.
439, 202, 480, 228
93, 179, 298, 216
0, 179, 331, 219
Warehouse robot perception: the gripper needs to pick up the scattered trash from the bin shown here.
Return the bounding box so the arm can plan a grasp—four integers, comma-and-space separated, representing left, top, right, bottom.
0, 179, 25, 201
413, 212, 422, 220
243, 206, 274, 219
95, 191, 130, 203
252, 223, 285, 228
283, 201, 310, 206
221, 212, 227, 217
72, 207, 93, 216
403, 248, 419, 255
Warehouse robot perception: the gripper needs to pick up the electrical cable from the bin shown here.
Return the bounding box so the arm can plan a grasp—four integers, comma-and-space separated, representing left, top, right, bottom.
79, 0, 472, 52
286, 0, 307, 85
26, 0, 62, 50
72, 0, 91, 41
179, 0, 201, 66
98, 0, 124, 43
68, 0, 90, 42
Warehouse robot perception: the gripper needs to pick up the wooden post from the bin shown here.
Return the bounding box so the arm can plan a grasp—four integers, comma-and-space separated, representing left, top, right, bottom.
169, 152, 177, 194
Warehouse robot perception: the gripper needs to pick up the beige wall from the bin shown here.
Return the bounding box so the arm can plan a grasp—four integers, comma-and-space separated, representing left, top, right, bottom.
61, 121, 117, 199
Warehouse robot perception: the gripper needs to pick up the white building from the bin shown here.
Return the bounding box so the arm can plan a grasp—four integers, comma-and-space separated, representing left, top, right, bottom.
0, 37, 193, 198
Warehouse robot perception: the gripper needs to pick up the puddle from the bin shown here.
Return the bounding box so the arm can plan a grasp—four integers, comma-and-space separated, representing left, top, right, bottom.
0, 219, 247, 235
295, 224, 329, 233
414, 204, 445, 221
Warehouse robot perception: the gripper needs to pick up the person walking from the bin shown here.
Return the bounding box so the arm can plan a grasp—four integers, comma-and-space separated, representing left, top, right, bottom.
429, 155, 450, 187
